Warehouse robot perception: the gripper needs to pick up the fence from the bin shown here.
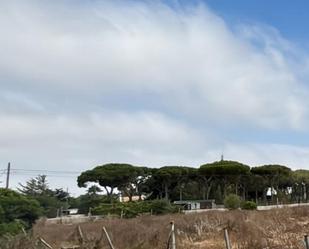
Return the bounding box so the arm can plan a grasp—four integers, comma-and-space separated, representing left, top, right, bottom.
2, 222, 309, 249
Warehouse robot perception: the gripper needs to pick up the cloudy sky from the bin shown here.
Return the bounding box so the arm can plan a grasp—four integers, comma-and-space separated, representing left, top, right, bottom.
1, 0, 309, 195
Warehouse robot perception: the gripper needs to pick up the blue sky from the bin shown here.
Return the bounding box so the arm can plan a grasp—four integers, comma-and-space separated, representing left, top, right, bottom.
183, 0, 309, 42
1, 0, 309, 194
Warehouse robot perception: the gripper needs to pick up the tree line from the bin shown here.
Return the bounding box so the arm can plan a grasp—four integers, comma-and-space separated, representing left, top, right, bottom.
1, 159, 309, 236
77, 160, 309, 204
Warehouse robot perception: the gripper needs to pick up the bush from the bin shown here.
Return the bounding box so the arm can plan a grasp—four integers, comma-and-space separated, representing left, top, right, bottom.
241, 201, 257, 210
0, 188, 42, 237
149, 199, 178, 215
224, 194, 241, 209
92, 199, 178, 218
0, 220, 25, 235
0, 188, 42, 229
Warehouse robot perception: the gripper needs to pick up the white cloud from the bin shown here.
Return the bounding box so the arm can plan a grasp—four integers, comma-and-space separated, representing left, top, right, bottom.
223, 142, 309, 170
1, 0, 309, 129
0, 1, 309, 193
0, 111, 210, 194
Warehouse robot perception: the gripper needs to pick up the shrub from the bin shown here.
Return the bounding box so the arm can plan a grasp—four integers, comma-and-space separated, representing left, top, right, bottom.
0, 188, 42, 237
149, 199, 178, 215
92, 199, 178, 218
224, 194, 241, 209
241, 201, 257, 210
0, 220, 25, 235
0, 188, 42, 227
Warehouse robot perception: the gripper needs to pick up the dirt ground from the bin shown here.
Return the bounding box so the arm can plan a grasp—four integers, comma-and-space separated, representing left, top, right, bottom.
5, 206, 309, 249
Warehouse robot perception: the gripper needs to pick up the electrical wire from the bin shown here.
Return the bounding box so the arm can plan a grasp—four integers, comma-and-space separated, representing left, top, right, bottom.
11, 168, 81, 174
8, 168, 81, 179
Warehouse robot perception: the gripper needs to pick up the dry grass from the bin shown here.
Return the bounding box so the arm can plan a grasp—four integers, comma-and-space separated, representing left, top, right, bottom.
3, 206, 309, 249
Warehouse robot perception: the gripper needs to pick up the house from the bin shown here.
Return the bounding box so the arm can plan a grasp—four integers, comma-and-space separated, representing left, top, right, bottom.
119, 194, 146, 202
61, 208, 79, 216
174, 200, 216, 210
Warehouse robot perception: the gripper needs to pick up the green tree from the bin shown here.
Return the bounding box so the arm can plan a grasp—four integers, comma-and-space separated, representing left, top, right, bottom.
199, 160, 250, 199
292, 170, 309, 202
153, 166, 193, 200
251, 165, 292, 202
77, 163, 140, 201
18, 175, 70, 217
224, 194, 241, 209
118, 166, 154, 201
74, 185, 115, 214
0, 188, 42, 231
18, 175, 50, 196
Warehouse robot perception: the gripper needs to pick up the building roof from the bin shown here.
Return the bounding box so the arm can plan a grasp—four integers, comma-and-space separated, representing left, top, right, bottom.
174, 200, 215, 204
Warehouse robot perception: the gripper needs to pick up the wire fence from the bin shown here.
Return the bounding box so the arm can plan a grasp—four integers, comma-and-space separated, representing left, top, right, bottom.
2, 222, 309, 249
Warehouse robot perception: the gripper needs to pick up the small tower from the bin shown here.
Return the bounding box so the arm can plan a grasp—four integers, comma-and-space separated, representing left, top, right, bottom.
221, 154, 224, 161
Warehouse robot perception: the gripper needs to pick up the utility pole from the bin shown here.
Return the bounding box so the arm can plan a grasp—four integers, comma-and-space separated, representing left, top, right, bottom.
6, 162, 11, 189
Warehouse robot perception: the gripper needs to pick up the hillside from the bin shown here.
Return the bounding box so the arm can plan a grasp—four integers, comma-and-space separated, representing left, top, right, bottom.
4, 206, 309, 249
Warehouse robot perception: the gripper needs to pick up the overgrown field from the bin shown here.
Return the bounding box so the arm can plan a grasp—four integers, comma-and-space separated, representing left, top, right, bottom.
3, 206, 309, 249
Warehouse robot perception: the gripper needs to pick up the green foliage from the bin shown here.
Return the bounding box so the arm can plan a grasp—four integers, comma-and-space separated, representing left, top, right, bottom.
77, 163, 140, 198
241, 201, 257, 210
149, 199, 179, 214
0, 188, 42, 236
0, 205, 4, 223
18, 175, 50, 196
200, 160, 250, 176
224, 194, 241, 209
0, 188, 42, 226
152, 166, 196, 200
251, 165, 291, 176
76, 160, 308, 209
34, 195, 65, 218
92, 200, 178, 218
0, 220, 25, 236
214, 185, 223, 204
18, 175, 70, 218
293, 170, 309, 184
76, 192, 117, 214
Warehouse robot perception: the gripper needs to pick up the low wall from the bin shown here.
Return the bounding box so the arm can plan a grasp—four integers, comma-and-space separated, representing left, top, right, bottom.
257, 202, 309, 210
45, 215, 102, 225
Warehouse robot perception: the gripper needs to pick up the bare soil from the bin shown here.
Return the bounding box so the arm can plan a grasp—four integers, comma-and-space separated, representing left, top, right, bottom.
4, 206, 309, 249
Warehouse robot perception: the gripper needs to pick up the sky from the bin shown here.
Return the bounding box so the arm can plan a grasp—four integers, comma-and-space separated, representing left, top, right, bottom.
1, 0, 309, 195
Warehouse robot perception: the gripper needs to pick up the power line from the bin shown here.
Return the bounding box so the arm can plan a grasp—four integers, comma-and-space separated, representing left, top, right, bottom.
11, 168, 81, 174
11, 173, 79, 178
8, 168, 81, 179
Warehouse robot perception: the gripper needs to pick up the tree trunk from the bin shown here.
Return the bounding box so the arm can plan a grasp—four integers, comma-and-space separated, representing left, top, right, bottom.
202, 185, 206, 200
255, 190, 258, 204
103, 186, 111, 196
223, 181, 227, 198
206, 182, 213, 200
180, 188, 183, 201
164, 184, 169, 200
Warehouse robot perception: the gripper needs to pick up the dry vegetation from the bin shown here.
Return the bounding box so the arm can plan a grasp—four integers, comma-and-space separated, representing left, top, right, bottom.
3, 206, 309, 249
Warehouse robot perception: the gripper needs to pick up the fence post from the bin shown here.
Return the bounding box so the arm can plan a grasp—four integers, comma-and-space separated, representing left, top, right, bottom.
304, 235, 309, 249
166, 221, 176, 249
224, 229, 232, 249
77, 225, 84, 245
120, 209, 124, 219
38, 237, 53, 249
103, 226, 115, 249
21, 227, 27, 236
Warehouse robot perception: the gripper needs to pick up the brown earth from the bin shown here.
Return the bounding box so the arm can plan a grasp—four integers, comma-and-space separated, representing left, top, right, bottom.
3, 206, 309, 249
